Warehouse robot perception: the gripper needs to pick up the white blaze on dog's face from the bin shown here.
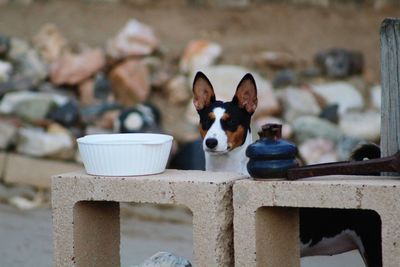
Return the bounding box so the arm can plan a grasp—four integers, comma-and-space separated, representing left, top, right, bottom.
192, 72, 258, 155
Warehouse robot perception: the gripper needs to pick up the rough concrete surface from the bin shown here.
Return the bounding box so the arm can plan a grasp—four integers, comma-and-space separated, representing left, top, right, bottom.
52, 169, 245, 267
233, 176, 400, 267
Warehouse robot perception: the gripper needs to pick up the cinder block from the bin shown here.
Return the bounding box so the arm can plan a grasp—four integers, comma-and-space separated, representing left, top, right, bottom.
233, 176, 400, 267
52, 169, 245, 267
4, 153, 82, 188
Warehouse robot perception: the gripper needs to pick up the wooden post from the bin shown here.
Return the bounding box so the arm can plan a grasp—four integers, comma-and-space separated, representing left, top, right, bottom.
380, 18, 400, 175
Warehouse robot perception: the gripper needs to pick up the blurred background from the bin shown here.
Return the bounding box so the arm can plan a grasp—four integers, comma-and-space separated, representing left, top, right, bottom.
0, 0, 399, 266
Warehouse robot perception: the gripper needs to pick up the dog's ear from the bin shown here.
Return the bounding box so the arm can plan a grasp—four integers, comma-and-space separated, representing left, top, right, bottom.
232, 73, 258, 114
192, 71, 216, 111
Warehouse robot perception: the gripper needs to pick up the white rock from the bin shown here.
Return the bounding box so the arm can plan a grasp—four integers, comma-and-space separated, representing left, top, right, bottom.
0, 60, 12, 82
186, 65, 279, 124
106, 19, 159, 59
8, 38, 48, 84
339, 111, 381, 141
276, 87, 321, 123
292, 116, 343, 144
311, 82, 364, 115
370, 85, 381, 110
179, 40, 222, 74
0, 91, 68, 114
299, 138, 338, 165
17, 127, 74, 158
0, 121, 18, 149
32, 23, 68, 64
133, 251, 191, 267
165, 75, 191, 105
8, 196, 40, 210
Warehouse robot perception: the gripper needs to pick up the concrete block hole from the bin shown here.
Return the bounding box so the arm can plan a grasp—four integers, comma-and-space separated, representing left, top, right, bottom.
73, 201, 193, 266
255, 207, 381, 267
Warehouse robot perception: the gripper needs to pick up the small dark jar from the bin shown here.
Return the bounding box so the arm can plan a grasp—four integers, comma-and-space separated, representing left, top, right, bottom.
246, 123, 298, 179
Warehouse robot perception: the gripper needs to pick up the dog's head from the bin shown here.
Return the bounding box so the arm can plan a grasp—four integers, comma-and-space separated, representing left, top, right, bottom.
192, 71, 258, 155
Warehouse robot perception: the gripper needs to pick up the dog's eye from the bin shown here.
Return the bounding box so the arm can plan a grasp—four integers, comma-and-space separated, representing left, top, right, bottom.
223, 117, 236, 128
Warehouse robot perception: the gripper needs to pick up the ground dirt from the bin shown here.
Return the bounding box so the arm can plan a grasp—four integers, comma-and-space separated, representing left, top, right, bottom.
0, 0, 399, 82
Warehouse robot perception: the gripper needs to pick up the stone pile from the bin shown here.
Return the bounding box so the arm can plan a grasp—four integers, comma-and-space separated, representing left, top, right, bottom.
0, 18, 381, 172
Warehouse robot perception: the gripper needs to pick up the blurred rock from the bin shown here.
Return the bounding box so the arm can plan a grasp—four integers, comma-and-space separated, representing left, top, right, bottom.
0, 91, 68, 118
7, 37, 30, 60
311, 82, 364, 115
79, 102, 120, 124
8, 196, 41, 210
253, 116, 292, 139
292, 116, 343, 144
299, 66, 321, 78
319, 104, 339, 124
0, 183, 36, 202
106, 19, 159, 59
208, 0, 249, 7
0, 120, 18, 149
134, 251, 191, 267
0, 60, 12, 82
116, 104, 161, 133
37, 82, 77, 100
276, 87, 321, 123
17, 125, 74, 160
32, 23, 68, 64
272, 69, 298, 88
150, 92, 199, 143
12, 0, 33, 5
78, 78, 96, 106
0, 34, 10, 58
299, 138, 338, 165
14, 97, 56, 122
50, 48, 105, 86
94, 109, 121, 130
144, 57, 173, 88
186, 65, 279, 124
49, 100, 80, 127
336, 135, 363, 161
109, 59, 150, 107
94, 72, 112, 101
370, 85, 381, 110
8, 38, 48, 84
315, 48, 364, 78
339, 111, 381, 141
85, 125, 113, 135
255, 51, 296, 69
347, 76, 367, 92
0, 77, 34, 96
165, 75, 191, 105
179, 40, 221, 74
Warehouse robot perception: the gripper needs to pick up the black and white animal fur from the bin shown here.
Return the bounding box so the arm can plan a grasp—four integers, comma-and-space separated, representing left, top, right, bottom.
192, 71, 256, 175
193, 72, 382, 267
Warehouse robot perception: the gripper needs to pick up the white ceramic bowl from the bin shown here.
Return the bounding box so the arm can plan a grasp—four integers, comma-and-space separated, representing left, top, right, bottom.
77, 133, 173, 176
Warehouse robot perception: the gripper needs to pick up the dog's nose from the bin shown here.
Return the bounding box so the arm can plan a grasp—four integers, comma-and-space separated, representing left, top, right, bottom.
205, 138, 218, 149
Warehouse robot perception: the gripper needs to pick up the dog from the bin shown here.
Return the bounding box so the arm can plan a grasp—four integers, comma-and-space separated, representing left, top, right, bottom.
192, 71, 382, 267
192, 71, 257, 175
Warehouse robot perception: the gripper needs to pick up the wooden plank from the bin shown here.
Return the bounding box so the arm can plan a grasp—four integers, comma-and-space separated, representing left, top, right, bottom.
380, 18, 400, 176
